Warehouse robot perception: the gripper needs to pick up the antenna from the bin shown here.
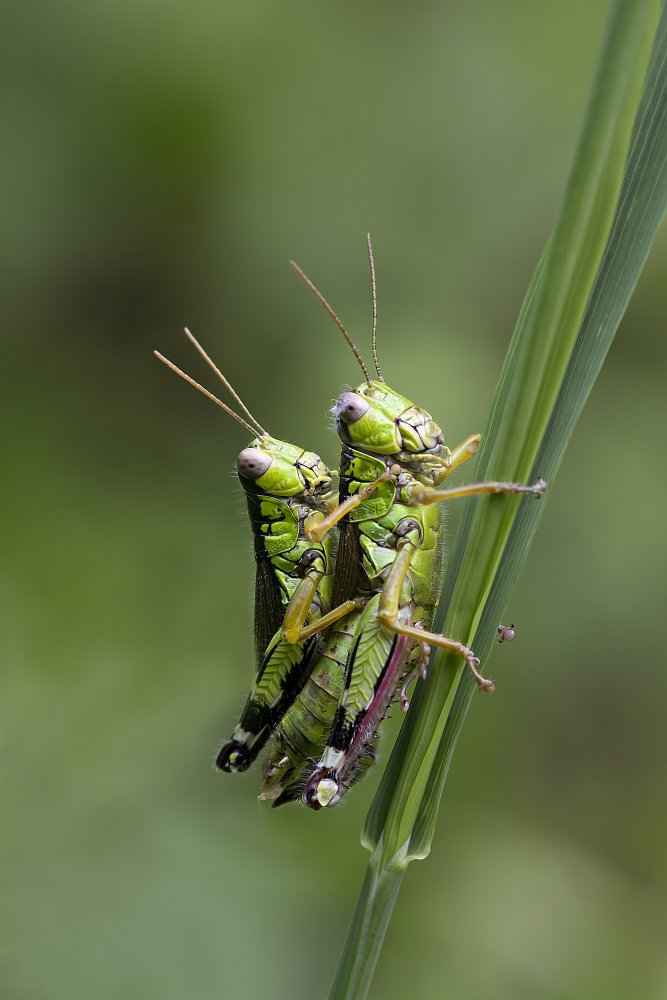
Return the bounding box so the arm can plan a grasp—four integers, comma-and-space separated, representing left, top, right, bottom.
183, 327, 267, 436
289, 260, 372, 386
366, 233, 383, 381
153, 351, 260, 438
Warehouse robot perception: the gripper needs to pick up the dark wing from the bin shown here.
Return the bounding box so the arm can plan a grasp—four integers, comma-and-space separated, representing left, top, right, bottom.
254, 556, 285, 671
244, 490, 288, 670
331, 520, 364, 609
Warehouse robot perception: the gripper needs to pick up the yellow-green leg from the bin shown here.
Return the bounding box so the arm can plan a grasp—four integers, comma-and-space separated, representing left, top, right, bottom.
280, 574, 322, 643
409, 476, 547, 505
375, 538, 495, 692
432, 433, 481, 484
282, 594, 367, 643
305, 470, 396, 543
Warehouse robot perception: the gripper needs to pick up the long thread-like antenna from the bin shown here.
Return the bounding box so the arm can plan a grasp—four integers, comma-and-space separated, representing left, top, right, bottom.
183, 327, 268, 436
366, 233, 383, 381
154, 351, 260, 438
289, 260, 372, 386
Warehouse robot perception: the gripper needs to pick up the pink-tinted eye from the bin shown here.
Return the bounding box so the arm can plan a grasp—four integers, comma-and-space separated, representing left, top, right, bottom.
336, 392, 370, 424
237, 447, 272, 479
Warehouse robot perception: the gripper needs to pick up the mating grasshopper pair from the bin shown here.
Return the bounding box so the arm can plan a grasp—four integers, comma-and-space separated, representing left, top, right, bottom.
155, 237, 545, 809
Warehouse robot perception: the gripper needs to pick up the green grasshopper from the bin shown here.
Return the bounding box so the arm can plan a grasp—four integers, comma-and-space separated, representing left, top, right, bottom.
281, 236, 546, 809
154, 329, 363, 773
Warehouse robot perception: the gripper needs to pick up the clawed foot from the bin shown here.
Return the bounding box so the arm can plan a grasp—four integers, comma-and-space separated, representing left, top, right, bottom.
493, 477, 547, 498
465, 652, 495, 693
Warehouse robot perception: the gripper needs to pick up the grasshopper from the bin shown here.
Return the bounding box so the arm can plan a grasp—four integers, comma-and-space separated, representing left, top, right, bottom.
284, 237, 546, 809
154, 329, 363, 774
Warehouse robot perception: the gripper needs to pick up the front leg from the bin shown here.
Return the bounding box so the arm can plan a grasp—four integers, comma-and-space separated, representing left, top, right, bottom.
305, 469, 398, 542
431, 433, 481, 484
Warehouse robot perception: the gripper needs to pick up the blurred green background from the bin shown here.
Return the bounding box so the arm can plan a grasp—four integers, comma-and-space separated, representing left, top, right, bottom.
3, 2, 666, 998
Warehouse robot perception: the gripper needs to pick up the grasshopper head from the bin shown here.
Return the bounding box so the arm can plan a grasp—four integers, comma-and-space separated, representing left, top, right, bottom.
236, 436, 332, 498
333, 380, 444, 460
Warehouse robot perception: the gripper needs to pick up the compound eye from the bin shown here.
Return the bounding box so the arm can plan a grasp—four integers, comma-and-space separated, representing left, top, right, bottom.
237, 447, 272, 479
336, 392, 370, 424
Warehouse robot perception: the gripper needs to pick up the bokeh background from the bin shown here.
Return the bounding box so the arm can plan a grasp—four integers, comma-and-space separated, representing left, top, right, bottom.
3, 2, 666, 998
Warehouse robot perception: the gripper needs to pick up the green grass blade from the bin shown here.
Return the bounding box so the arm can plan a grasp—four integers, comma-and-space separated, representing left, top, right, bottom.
409, 0, 667, 860
411, 0, 667, 852
327, 866, 405, 1000
329, 3, 664, 997
364, 0, 662, 867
